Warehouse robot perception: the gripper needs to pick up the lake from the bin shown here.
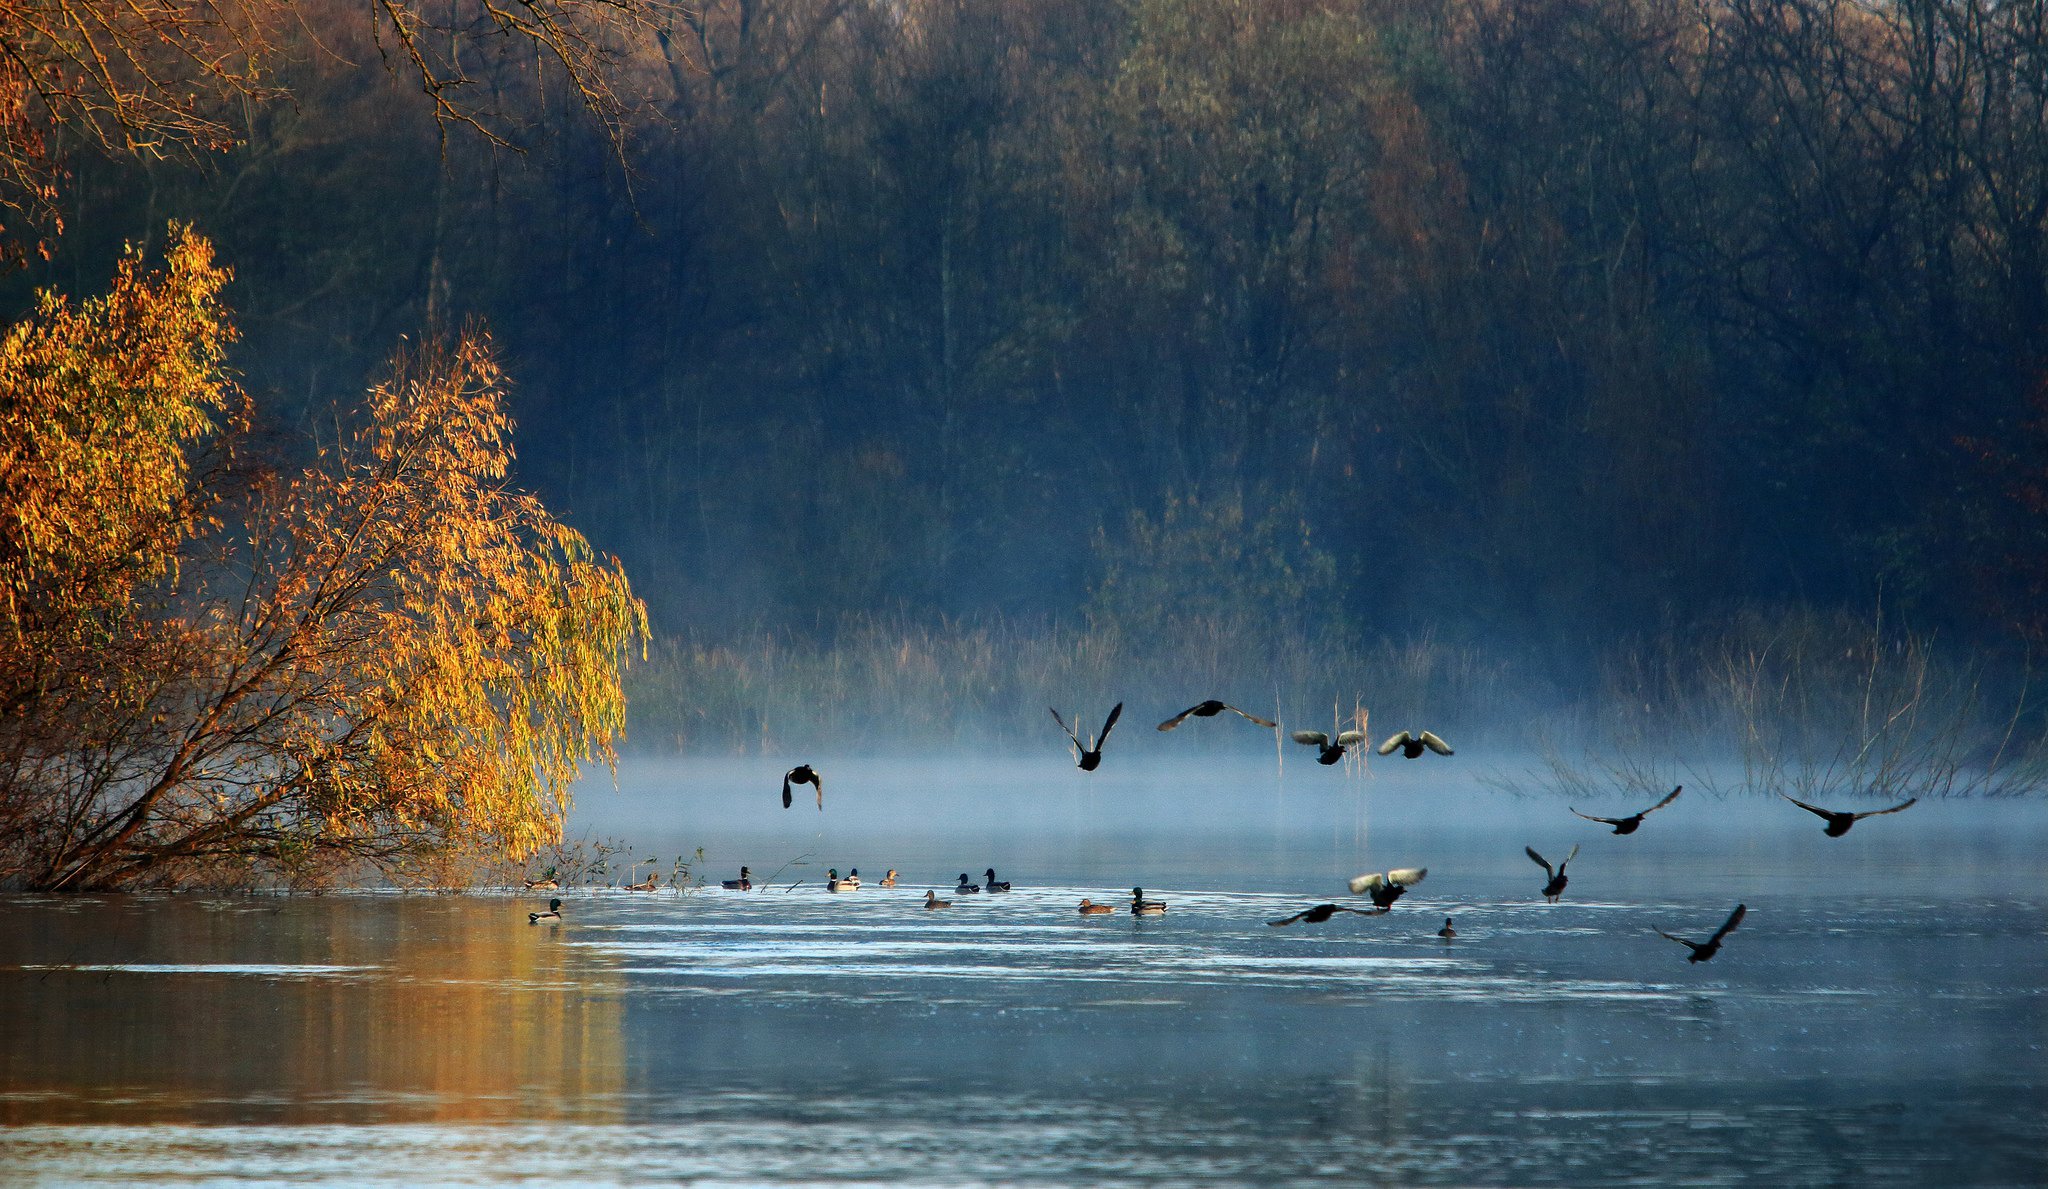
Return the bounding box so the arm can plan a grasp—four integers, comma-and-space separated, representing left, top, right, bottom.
3, 755, 2045, 1185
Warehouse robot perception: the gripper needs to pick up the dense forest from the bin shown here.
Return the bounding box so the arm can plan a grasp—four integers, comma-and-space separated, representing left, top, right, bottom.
13, 0, 2048, 758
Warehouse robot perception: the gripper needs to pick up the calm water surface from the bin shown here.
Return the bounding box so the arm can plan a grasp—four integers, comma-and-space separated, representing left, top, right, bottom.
3, 757, 2045, 1185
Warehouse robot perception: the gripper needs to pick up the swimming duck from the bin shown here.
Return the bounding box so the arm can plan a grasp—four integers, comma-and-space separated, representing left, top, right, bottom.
782, 763, 823, 810
1130, 887, 1167, 915
1156, 700, 1277, 731
954, 873, 982, 894
721, 866, 753, 890
1267, 903, 1376, 926
1438, 917, 1457, 939
925, 890, 952, 910
1781, 793, 1918, 837
1656, 903, 1746, 963
528, 898, 563, 925
826, 868, 861, 891
1526, 844, 1579, 902
846, 868, 864, 888
523, 875, 560, 891
983, 868, 1011, 892
1377, 730, 1453, 759
879, 869, 898, 887
1292, 729, 1367, 765
1051, 703, 1122, 771
623, 874, 659, 891
1573, 785, 1683, 834
1077, 899, 1115, 915
1347, 867, 1427, 909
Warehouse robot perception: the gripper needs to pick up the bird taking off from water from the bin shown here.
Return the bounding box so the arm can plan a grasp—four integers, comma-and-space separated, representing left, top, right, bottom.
1573, 786, 1683, 834
783, 764, 823, 810
1051, 703, 1122, 771
1780, 794, 1918, 837
1377, 730, 1454, 759
1348, 867, 1428, 909
1292, 729, 1367, 765
1267, 903, 1378, 927
1656, 903, 1746, 963
1156, 700, 1277, 731
1526, 844, 1579, 902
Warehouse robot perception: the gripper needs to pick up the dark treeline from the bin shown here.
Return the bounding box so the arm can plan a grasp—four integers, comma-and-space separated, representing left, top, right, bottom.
25, 0, 2048, 676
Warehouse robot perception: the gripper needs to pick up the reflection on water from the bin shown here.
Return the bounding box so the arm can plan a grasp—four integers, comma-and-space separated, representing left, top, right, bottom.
2, 760, 2045, 1185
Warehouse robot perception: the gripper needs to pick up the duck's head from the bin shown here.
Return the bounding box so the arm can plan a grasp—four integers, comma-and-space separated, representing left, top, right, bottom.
958, 873, 971, 882
1131, 887, 1145, 898
548, 898, 562, 911
828, 868, 839, 878
850, 868, 860, 877
986, 868, 997, 878
739, 866, 750, 876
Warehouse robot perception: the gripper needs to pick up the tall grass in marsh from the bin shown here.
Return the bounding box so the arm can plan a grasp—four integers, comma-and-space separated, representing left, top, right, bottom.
1511, 608, 2048, 801
623, 615, 1537, 755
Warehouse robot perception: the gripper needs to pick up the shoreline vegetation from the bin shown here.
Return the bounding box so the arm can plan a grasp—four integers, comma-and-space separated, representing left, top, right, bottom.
623, 608, 2048, 805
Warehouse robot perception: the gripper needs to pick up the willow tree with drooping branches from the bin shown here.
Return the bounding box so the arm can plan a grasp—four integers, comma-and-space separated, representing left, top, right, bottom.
0, 231, 646, 889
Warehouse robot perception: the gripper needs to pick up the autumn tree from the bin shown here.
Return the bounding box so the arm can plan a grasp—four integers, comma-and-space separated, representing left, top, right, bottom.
0, 232, 645, 889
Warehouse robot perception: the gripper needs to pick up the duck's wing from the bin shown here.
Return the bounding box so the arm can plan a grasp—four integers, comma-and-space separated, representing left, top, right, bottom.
1049, 707, 1083, 747
814, 771, 824, 811
1095, 702, 1123, 747
1227, 704, 1278, 728
1376, 731, 1413, 755
1267, 909, 1312, 926
1336, 729, 1367, 746
1157, 704, 1201, 731
1571, 808, 1626, 826
1653, 927, 1697, 949
1644, 785, 1684, 814
1292, 729, 1331, 747
1558, 843, 1580, 873
781, 775, 793, 809
1780, 793, 1834, 819
1387, 866, 1427, 887
1525, 845, 1555, 875
1419, 730, 1454, 755
1852, 797, 1918, 821
1347, 871, 1386, 895
1707, 903, 1747, 945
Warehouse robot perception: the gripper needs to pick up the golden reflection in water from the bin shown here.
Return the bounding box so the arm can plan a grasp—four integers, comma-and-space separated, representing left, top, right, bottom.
0, 897, 626, 1124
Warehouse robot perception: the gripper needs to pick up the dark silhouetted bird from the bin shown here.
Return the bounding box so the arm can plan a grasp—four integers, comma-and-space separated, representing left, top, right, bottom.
1267, 903, 1377, 926
1292, 729, 1367, 765
1781, 794, 1918, 837
1051, 703, 1122, 771
1526, 844, 1579, 902
1347, 867, 1427, 909
1656, 903, 1746, 963
783, 764, 823, 811
984, 868, 1011, 892
528, 898, 562, 925
1156, 700, 1277, 731
720, 866, 752, 890
1438, 917, 1457, 939
1377, 730, 1454, 759
1130, 887, 1167, 915
1573, 786, 1683, 834
954, 873, 981, 894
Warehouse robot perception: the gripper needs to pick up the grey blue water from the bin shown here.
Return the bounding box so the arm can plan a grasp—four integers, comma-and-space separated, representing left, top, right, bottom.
2, 756, 2044, 1185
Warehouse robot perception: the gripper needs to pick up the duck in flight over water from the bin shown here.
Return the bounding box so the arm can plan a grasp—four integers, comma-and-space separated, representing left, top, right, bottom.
1292, 729, 1366, 765
1377, 730, 1454, 759
1051, 703, 1122, 771
1526, 844, 1579, 903
783, 764, 823, 811
1156, 700, 1277, 731
1267, 903, 1378, 926
1572, 786, 1683, 834
1780, 794, 1918, 836
1656, 903, 1746, 963
1347, 867, 1427, 909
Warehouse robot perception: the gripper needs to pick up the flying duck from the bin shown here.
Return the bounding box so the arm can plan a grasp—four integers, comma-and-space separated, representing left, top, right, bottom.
1292, 729, 1367, 765
1377, 730, 1453, 759
782, 764, 823, 811
528, 898, 562, 925
1656, 903, 1746, 963
1156, 700, 1277, 731
1267, 903, 1377, 926
1051, 703, 1123, 771
1572, 786, 1683, 834
1347, 867, 1427, 909
1781, 794, 1918, 837
1526, 844, 1579, 902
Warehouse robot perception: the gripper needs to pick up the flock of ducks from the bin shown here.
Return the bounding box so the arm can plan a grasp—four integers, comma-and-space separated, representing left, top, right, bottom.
531, 698, 1924, 965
